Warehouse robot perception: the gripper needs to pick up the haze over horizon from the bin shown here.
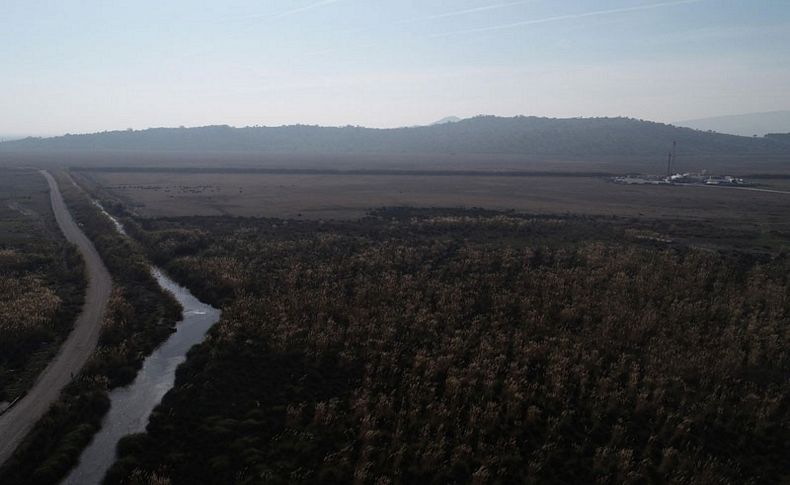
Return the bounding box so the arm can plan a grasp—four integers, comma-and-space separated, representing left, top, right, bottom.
3, 0, 789, 136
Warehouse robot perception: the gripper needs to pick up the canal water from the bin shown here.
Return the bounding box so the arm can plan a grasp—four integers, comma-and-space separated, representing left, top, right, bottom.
62, 206, 220, 484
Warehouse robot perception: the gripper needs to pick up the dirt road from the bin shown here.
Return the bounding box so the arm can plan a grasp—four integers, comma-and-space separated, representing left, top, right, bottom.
0, 171, 112, 465
699, 184, 790, 195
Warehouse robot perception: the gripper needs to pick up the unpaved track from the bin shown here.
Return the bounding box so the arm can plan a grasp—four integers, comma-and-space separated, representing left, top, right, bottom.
698, 184, 790, 195
0, 171, 112, 465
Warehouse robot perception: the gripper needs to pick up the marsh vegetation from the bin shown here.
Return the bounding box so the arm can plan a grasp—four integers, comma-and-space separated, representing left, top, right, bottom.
105, 209, 789, 484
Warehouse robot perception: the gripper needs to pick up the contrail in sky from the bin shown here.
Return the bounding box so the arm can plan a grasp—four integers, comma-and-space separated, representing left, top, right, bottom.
247, 0, 345, 20
397, 0, 539, 24
431, 0, 708, 37
329, 1, 538, 37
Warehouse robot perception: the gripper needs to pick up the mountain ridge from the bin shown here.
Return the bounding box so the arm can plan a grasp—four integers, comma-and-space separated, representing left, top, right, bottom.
3, 116, 789, 158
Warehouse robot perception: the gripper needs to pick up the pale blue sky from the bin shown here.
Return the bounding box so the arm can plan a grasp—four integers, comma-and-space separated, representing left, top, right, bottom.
2, 0, 789, 135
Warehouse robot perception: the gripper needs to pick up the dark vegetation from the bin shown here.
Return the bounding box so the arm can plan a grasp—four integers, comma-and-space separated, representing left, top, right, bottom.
109, 209, 788, 484
0, 169, 85, 403
3, 116, 790, 157
0, 171, 182, 485
766, 133, 790, 142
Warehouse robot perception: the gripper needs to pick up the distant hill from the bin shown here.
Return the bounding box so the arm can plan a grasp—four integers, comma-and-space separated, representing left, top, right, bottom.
431, 116, 461, 125
0, 134, 27, 142
2, 116, 789, 158
675, 111, 790, 137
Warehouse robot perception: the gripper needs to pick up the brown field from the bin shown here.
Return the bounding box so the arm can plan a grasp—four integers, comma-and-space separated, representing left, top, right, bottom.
77, 170, 790, 226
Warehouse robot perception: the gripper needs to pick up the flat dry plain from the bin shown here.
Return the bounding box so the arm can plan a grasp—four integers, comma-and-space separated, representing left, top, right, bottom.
78, 170, 790, 226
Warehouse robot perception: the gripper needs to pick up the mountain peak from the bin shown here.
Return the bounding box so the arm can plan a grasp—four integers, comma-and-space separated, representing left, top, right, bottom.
431, 116, 462, 126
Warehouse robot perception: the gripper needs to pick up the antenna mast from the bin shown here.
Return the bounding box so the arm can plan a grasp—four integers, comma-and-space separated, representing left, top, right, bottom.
667, 152, 672, 178
666, 140, 677, 178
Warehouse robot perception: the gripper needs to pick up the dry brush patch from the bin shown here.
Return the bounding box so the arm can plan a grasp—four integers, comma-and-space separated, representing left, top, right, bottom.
0, 274, 61, 360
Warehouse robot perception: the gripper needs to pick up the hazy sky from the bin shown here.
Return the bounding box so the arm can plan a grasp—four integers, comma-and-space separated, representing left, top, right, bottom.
2, 0, 789, 135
